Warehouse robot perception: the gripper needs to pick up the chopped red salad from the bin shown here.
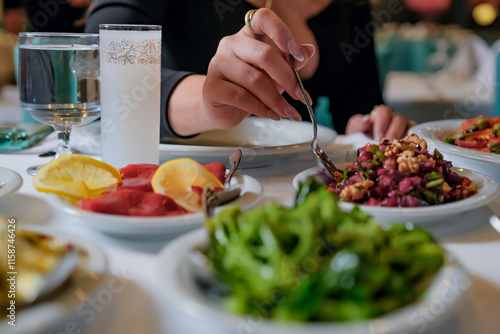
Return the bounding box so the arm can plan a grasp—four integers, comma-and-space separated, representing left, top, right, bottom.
326, 134, 478, 207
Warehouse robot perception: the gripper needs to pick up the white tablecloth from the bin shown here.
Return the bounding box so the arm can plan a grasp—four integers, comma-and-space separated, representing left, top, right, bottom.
1, 129, 500, 334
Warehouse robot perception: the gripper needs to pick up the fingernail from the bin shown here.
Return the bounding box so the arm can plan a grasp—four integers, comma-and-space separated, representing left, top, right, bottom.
285, 105, 302, 122
295, 88, 313, 106
302, 43, 316, 58
361, 114, 370, 123
288, 40, 304, 62
295, 87, 305, 102
267, 109, 281, 121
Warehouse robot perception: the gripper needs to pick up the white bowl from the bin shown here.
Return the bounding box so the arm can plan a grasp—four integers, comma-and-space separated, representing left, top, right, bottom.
293, 163, 500, 225
409, 120, 500, 182
46, 173, 263, 237
157, 228, 470, 334
0, 167, 23, 201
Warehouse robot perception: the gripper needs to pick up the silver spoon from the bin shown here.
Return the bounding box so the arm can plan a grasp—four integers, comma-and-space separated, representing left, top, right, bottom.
288, 54, 342, 179
225, 148, 242, 186
203, 149, 243, 217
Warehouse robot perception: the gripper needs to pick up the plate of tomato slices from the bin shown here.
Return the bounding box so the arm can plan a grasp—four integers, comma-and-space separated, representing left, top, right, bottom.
410, 119, 500, 182
46, 162, 263, 238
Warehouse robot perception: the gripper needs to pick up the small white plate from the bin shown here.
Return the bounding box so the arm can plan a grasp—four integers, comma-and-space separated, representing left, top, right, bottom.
409, 120, 500, 182
0, 224, 107, 334
72, 118, 337, 168
293, 163, 500, 225
157, 228, 470, 334
47, 173, 263, 237
0, 167, 23, 201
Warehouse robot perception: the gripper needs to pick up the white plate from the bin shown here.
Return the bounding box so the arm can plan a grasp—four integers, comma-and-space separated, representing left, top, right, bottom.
0, 224, 107, 334
159, 117, 337, 167
46, 173, 263, 237
409, 120, 500, 182
157, 228, 470, 334
72, 118, 337, 168
293, 163, 500, 225
0, 167, 23, 201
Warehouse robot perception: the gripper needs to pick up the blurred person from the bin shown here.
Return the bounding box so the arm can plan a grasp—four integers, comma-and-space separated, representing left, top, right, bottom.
2, 0, 26, 35
9, 0, 92, 33
85, 0, 415, 141
0, 0, 22, 86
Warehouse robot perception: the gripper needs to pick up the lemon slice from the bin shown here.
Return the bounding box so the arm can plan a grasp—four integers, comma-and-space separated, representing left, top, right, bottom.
151, 158, 225, 212
33, 154, 122, 200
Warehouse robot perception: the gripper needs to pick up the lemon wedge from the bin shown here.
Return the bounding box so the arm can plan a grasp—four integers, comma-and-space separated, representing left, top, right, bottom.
32, 154, 122, 200
151, 158, 224, 212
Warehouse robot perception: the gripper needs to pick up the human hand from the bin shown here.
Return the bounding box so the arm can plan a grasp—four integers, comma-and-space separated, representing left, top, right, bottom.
345, 105, 417, 141
202, 8, 316, 130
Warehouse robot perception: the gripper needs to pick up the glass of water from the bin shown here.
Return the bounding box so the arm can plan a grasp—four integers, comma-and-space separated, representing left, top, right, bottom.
18, 33, 100, 175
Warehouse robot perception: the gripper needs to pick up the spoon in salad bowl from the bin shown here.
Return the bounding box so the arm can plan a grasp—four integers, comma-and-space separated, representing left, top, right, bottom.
288, 54, 342, 180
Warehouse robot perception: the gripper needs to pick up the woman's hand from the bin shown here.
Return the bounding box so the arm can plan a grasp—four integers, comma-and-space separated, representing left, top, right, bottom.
345, 105, 418, 141
168, 8, 315, 136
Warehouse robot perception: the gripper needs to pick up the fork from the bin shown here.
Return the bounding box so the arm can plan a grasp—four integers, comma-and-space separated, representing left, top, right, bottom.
288, 54, 342, 178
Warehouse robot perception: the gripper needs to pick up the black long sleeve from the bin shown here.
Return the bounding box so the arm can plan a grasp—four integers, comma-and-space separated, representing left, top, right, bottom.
85, 0, 383, 138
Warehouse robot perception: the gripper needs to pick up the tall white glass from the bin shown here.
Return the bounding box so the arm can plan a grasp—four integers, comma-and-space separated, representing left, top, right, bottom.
99, 24, 161, 168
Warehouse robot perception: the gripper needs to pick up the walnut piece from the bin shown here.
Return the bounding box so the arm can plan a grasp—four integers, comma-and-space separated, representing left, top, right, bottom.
339, 180, 375, 201
382, 134, 427, 158
396, 150, 420, 173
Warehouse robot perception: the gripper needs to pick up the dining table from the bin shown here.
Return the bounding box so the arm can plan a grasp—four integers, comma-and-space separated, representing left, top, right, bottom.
1, 103, 500, 334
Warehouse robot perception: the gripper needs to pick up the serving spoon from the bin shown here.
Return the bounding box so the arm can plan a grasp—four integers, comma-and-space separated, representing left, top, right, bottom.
288, 54, 342, 179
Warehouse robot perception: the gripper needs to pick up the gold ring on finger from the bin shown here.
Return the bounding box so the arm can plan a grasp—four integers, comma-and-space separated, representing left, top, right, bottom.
245, 9, 259, 34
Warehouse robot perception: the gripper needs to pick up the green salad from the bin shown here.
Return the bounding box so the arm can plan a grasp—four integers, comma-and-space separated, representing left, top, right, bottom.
205, 178, 444, 322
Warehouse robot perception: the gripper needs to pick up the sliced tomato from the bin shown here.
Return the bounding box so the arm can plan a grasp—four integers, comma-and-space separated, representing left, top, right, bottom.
455, 128, 500, 152
461, 116, 500, 131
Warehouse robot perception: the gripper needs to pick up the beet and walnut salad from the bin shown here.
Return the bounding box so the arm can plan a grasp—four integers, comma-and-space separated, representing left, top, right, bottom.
326, 134, 478, 207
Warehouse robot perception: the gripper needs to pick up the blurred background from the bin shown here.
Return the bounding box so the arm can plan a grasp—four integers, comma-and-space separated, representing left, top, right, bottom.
1, 0, 500, 125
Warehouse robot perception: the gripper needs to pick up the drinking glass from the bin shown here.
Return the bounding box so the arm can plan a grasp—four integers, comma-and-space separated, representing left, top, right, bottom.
99, 24, 161, 169
18, 32, 100, 175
